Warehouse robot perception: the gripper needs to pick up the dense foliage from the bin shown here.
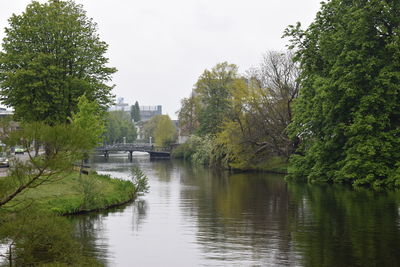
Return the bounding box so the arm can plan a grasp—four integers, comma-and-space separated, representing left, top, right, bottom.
104, 111, 137, 144
143, 115, 177, 146
195, 62, 238, 136
0, 0, 116, 124
172, 135, 213, 165
285, 0, 400, 187
212, 52, 299, 169
71, 95, 105, 148
176, 54, 298, 171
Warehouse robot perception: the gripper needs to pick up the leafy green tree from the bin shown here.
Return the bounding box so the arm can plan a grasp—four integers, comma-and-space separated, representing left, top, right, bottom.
130, 101, 141, 122
284, 0, 400, 187
143, 115, 177, 146
142, 115, 162, 142
0, 0, 116, 124
71, 95, 105, 148
154, 115, 177, 146
195, 62, 238, 135
71, 95, 105, 176
104, 111, 137, 144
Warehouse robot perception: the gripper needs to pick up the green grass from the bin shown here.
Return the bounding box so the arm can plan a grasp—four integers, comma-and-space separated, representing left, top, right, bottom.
5, 171, 135, 215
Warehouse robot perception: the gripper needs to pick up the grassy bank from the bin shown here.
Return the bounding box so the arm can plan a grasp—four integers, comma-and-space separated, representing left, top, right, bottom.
4, 171, 135, 215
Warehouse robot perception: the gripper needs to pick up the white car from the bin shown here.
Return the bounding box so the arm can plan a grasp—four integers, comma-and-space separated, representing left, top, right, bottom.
0, 152, 9, 167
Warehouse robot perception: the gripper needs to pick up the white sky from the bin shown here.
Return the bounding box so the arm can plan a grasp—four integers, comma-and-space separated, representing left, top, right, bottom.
0, 0, 322, 119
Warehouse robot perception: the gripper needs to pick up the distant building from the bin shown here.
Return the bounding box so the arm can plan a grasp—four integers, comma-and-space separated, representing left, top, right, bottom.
109, 97, 129, 112
139, 105, 162, 122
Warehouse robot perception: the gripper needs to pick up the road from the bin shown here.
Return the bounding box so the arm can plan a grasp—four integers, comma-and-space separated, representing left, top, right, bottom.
0, 153, 31, 177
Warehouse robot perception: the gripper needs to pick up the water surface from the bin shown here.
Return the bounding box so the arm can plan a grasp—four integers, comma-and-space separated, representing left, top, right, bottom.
73, 153, 400, 267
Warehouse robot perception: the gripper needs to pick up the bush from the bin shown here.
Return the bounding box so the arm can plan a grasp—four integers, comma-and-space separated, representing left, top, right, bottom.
171, 135, 213, 165
130, 167, 149, 197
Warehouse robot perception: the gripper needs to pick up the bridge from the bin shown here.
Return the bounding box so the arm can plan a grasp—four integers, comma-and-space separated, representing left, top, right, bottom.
96, 143, 172, 159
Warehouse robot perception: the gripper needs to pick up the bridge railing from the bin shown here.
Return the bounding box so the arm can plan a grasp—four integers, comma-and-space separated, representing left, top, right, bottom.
96, 143, 172, 152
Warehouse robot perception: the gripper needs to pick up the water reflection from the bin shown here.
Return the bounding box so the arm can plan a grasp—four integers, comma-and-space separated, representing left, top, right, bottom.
72, 154, 400, 267
287, 184, 400, 267
131, 199, 148, 233
178, 167, 300, 266
72, 213, 110, 264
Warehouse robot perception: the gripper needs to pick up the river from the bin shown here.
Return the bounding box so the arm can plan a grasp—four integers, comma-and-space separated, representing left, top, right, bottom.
71, 153, 400, 267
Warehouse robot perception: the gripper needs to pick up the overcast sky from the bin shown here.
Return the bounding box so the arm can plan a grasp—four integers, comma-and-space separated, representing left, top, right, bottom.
0, 0, 322, 118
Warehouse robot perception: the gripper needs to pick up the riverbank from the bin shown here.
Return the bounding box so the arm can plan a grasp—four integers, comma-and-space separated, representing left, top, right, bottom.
236, 157, 288, 174
172, 144, 288, 174
171, 136, 289, 174
4, 171, 135, 215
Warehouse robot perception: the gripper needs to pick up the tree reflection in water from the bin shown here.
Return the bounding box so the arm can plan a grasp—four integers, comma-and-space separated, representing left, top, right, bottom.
132, 199, 148, 233
287, 184, 400, 267
74, 157, 400, 266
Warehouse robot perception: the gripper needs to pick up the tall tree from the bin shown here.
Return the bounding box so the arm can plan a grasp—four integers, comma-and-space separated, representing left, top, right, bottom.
177, 93, 200, 135
284, 0, 400, 187
154, 115, 177, 146
142, 115, 162, 142
0, 0, 116, 124
130, 101, 141, 122
143, 115, 177, 146
195, 62, 238, 136
244, 51, 300, 159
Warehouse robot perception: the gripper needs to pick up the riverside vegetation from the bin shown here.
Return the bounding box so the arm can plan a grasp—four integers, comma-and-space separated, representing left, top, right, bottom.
174, 54, 297, 174
0, 114, 149, 266
175, 0, 400, 189
1, 0, 400, 265
0, 1, 148, 266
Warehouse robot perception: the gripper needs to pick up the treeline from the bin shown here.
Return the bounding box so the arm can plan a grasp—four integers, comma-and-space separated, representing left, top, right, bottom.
176, 1, 400, 188
174, 52, 298, 172
103, 104, 177, 146
104, 111, 137, 144
284, 0, 400, 188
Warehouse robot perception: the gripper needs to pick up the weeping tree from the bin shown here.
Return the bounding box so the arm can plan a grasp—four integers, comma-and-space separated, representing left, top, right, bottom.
284, 0, 400, 187
0, 0, 116, 124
